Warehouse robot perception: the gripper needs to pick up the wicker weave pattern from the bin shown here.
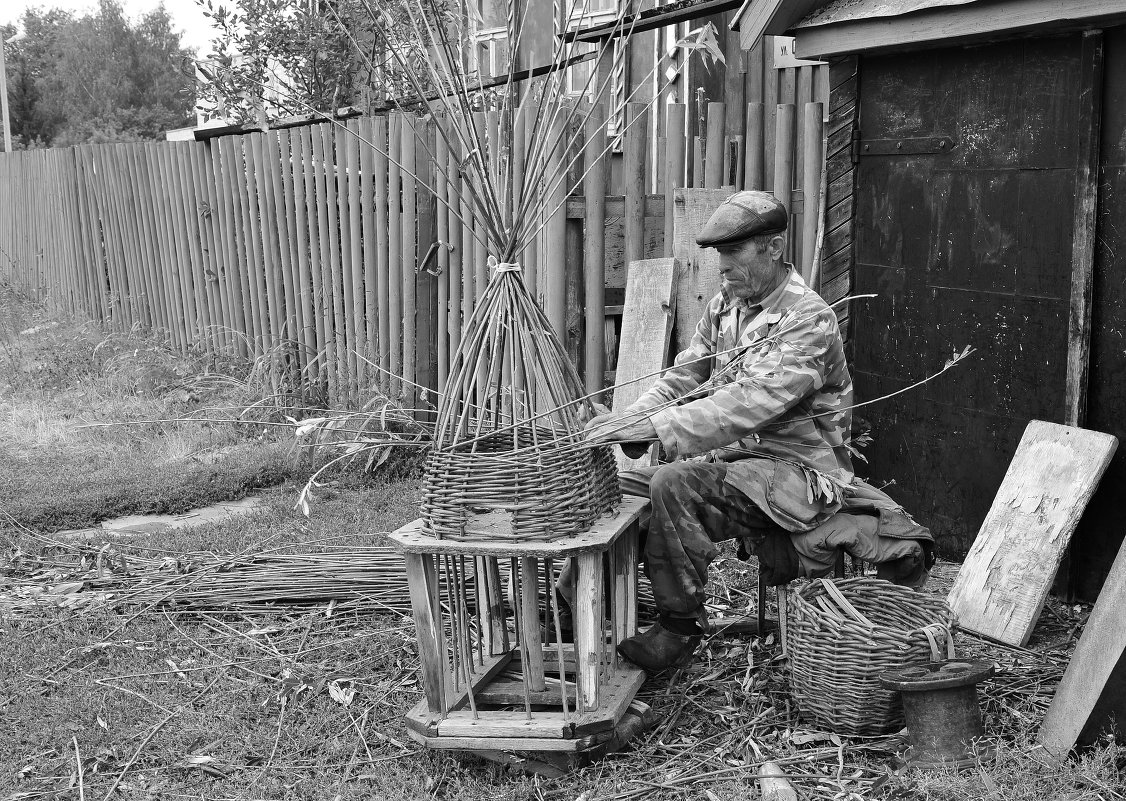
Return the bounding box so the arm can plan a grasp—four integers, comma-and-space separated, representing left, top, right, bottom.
421, 262, 620, 541
785, 577, 955, 736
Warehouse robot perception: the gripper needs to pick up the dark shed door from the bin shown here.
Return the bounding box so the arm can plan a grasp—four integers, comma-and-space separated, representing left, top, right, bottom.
850, 35, 1083, 558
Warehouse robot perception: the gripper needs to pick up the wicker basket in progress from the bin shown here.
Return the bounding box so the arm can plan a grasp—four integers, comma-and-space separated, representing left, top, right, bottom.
421, 261, 620, 542
785, 577, 955, 736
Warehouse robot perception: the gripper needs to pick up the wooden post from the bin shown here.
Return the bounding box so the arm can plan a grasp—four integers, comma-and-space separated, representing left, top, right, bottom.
664, 104, 686, 258
519, 558, 546, 692
1064, 29, 1104, 429
436, 133, 450, 393
405, 554, 448, 713
446, 130, 463, 359
773, 104, 797, 230
801, 102, 825, 284
575, 550, 603, 712
583, 104, 607, 396
704, 102, 725, 189
545, 109, 568, 338
624, 102, 647, 270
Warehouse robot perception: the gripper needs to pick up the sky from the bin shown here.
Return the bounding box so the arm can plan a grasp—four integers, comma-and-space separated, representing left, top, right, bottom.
1, 0, 216, 53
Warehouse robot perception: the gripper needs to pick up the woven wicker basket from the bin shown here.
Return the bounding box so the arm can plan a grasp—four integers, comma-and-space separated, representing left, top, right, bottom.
420, 261, 620, 542
785, 577, 955, 736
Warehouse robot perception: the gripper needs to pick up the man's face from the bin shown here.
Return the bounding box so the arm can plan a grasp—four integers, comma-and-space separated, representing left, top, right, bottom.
716, 235, 785, 302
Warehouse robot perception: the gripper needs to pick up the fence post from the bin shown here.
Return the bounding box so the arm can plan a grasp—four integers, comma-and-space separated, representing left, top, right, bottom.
664, 104, 686, 259
802, 102, 825, 285
704, 102, 725, 189
583, 103, 607, 396
624, 102, 647, 270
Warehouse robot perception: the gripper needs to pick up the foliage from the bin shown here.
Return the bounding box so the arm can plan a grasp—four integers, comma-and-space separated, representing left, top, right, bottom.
0, 0, 196, 148
193, 0, 449, 124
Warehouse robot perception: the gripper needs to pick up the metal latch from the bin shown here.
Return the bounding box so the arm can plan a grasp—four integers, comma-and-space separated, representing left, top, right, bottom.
857, 136, 956, 156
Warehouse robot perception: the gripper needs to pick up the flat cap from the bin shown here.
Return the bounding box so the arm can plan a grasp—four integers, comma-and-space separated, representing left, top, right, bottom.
695, 190, 788, 248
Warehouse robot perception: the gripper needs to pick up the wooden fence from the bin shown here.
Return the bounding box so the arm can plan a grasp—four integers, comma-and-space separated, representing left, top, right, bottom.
0, 96, 827, 406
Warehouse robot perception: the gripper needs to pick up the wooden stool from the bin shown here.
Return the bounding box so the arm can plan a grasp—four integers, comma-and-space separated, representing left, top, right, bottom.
388, 496, 651, 766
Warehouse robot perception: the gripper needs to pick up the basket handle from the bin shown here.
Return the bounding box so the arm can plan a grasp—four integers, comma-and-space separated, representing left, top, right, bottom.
922, 624, 956, 661
819, 579, 876, 628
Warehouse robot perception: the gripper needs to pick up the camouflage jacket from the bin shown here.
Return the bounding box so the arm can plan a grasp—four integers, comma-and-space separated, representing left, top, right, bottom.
626, 267, 855, 532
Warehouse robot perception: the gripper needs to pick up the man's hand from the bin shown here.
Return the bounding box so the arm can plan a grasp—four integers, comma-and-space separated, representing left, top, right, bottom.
584, 412, 657, 459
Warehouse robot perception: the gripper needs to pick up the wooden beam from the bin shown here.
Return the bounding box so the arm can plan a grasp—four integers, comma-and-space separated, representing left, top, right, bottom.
1065, 30, 1104, 428
735, 0, 826, 51
1039, 534, 1126, 756
791, 0, 1126, 58
566, 193, 665, 219
564, 0, 744, 43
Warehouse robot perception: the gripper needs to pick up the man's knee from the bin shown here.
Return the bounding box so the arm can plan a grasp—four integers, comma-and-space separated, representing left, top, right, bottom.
648, 461, 712, 502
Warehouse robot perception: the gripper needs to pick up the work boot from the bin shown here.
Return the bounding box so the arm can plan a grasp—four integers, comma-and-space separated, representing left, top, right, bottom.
616, 622, 701, 673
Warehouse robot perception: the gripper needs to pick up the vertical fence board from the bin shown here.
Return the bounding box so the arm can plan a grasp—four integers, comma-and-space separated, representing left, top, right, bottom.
584, 104, 608, 396
274, 130, 302, 372
373, 116, 391, 394
213, 137, 251, 354
445, 128, 463, 361
359, 117, 378, 389
436, 133, 450, 393
346, 119, 365, 389
401, 114, 419, 406
704, 102, 725, 189
319, 125, 348, 401
388, 114, 403, 399
301, 126, 329, 387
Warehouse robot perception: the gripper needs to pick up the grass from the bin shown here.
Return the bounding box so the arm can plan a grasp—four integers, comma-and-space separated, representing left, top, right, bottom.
2, 285, 1124, 800
0, 287, 319, 537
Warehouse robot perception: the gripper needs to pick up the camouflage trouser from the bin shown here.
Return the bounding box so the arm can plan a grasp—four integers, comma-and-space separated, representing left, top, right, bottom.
622, 462, 927, 618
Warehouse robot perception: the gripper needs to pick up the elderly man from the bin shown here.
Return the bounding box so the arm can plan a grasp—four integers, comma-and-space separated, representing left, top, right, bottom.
584, 191, 933, 673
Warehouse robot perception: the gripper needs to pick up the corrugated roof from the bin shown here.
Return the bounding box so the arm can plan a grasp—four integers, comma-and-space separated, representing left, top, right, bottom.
794, 0, 977, 27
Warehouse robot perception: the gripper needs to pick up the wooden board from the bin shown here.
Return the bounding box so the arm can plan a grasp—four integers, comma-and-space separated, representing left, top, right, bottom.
612, 258, 678, 471
947, 421, 1117, 646
671, 188, 734, 354
388, 497, 647, 557
1039, 532, 1126, 755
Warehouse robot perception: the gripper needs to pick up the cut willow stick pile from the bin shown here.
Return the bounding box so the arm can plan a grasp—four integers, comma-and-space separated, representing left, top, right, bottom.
422, 262, 620, 541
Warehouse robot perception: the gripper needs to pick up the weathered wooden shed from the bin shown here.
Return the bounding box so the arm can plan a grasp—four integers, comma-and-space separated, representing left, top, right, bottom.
733, 0, 1126, 599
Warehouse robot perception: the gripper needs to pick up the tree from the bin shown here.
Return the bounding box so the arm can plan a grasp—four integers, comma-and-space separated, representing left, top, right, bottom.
194, 0, 459, 125
1, 0, 196, 148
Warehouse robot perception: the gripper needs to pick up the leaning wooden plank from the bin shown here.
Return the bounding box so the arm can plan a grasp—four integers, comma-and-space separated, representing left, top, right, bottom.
1039, 532, 1126, 756
947, 421, 1117, 647
671, 187, 735, 353
612, 258, 678, 471
437, 711, 569, 739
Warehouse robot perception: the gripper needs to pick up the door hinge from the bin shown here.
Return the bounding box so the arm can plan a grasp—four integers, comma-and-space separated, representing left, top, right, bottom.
857, 136, 956, 156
